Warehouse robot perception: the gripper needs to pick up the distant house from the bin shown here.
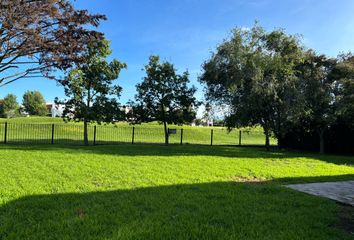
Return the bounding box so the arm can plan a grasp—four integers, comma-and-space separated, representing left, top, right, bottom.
46, 103, 65, 117
19, 105, 29, 116
205, 119, 214, 127
192, 118, 213, 127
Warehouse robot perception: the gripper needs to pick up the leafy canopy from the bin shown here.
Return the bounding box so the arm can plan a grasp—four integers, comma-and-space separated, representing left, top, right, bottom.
200, 24, 305, 147
0, 94, 19, 118
22, 91, 47, 116
0, 0, 106, 87
296, 52, 337, 130
332, 54, 354, 127
134, 55, 198, 125
59, 39, 127, 124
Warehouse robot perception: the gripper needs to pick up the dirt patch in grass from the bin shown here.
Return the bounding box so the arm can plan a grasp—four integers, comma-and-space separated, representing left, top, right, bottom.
335, 204, 354, 236
231, 176, 267, 184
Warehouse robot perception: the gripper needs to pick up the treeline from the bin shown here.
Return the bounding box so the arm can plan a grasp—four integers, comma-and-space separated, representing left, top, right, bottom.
0, 91, 48, 118
1, 1, 353, 152
200, 24, 354, 154
54, 41, 198, 146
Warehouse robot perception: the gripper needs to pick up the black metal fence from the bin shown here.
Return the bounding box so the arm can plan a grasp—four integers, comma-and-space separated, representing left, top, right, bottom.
0, 122, 272, 146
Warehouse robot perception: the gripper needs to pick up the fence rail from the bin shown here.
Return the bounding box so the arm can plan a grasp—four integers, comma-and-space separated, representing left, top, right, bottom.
0, 122, 275, 146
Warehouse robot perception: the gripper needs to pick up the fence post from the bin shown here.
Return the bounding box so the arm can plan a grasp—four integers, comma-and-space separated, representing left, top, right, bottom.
93, 126, 97, 145
51, 124, 55, 145
167, 128, 170, 145
180, 128, 183, 145
239, 130, 242, 146
132, 127, 135, 144
211, 129, 214, 146
4, 122, 7, 144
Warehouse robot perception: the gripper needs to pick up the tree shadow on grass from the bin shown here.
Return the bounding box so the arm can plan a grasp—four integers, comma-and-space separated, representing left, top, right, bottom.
2, 143, 354, 167
0, 178, 353, 240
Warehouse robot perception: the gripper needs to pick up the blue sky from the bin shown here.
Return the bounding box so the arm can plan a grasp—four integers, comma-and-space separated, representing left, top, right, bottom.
1, 0, 354, 103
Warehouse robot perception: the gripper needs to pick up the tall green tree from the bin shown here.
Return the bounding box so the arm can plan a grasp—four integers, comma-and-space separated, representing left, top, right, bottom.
22, 91, 47, 116
133, 56, 199, 145
296, 52, 336, 154
59, 40, 126, 146
332, 54, 354, 127
0, 94, 19, 118
281, 53, 354, 153
200, 24, 305, 150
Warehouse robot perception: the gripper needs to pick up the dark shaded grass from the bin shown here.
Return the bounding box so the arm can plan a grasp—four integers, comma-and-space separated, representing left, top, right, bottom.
0, 181, 352, 240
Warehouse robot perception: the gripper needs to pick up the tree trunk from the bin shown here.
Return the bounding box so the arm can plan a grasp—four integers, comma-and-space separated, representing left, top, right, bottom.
83, 119, 89, 146
84, 87, 91, 146
319, 129, 325, 154
276, 110, 282, 150
264, 126, 270, 151
163, 119, 169, 145
161, 104, 169, 145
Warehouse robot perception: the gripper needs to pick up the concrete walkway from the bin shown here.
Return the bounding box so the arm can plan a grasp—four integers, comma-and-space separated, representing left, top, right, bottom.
286, 181, 354, 206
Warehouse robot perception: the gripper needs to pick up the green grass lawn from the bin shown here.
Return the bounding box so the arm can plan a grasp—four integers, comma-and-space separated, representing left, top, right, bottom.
0, 144, 353, 239
0, 117, 276, 146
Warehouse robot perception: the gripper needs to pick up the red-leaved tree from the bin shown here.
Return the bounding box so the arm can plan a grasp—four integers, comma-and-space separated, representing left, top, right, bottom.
0, 0, 106, 87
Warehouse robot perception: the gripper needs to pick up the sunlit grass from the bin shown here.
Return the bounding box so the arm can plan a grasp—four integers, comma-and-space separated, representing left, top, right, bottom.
0, 117, 277, 145
0, 144, 353, 239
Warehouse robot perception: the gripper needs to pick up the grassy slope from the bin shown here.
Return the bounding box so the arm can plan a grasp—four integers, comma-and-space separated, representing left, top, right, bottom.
0, 117, 276, 145
0, 144, 353, 239
0, 116, 66, 124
